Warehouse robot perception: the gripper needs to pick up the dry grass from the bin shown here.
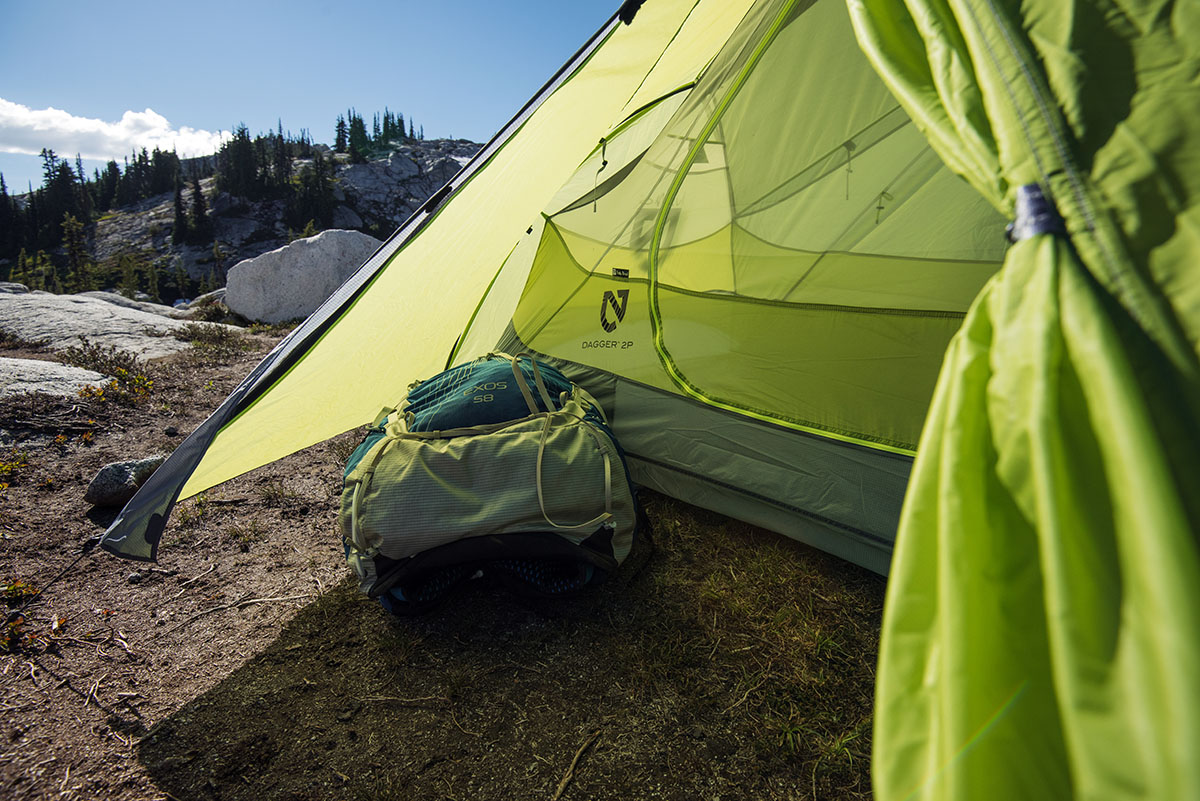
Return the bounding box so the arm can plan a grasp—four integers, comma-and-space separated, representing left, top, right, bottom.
134, 492, 884, 801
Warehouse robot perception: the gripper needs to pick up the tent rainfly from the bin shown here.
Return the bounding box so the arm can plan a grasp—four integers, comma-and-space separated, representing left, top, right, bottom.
100, 0, 1200, 799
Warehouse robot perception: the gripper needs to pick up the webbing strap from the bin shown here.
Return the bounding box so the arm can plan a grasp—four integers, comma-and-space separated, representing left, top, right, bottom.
510, 353, 556, 414
534, 414, 614, 531
347, 428, 409, 553
350, 480, 365, 550
354, 367, 614, 540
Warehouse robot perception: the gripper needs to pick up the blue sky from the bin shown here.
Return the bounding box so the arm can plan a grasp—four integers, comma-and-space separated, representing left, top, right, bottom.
0, 0, 619, 192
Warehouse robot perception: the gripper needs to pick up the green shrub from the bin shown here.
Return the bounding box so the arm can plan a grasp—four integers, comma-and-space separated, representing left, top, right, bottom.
61, 338, 155, 405
59, 337, 142, 376
175, 322, 248, 360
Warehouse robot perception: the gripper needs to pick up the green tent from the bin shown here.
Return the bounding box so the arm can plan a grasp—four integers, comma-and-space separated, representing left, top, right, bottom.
102, 0, 1007, 573
101, 0, 1199, 797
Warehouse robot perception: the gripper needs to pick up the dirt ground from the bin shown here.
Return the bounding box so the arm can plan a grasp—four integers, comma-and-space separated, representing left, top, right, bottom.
0, 330, 885, 800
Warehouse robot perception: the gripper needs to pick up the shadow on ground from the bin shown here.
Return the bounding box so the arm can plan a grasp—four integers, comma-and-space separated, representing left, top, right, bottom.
138, 493, 884, 801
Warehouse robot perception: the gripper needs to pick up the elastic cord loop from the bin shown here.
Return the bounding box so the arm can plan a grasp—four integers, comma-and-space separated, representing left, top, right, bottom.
1006, 183, 1066, 242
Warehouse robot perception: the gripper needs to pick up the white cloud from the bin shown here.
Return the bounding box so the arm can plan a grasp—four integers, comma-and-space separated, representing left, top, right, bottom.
0, 98, 229, 161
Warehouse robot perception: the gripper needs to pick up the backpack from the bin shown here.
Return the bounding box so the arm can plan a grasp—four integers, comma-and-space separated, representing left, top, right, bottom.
339, 353, 638, 613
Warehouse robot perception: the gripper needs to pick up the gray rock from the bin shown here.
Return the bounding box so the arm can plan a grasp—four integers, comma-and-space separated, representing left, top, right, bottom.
84, 454, 168, 507
0, 293, 239, 359
0, 357, 111, 399
214, 217, 263, 250
184, 288, 227, 309
76, 291, 189, 319
224, 229, 381, 323
0, 283, 29, 294
387, 152, 420, 179
334, 143, 480, 229
426, 157, 462, 187
331, 205, 364, 230
209, 191, 239, 216
91, 186, 193, 265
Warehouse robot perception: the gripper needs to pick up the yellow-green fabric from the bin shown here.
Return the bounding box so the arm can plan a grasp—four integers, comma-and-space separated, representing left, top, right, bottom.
847, 0, 1200, 797
507, 0, 1006, 455
178, 0, 759, 498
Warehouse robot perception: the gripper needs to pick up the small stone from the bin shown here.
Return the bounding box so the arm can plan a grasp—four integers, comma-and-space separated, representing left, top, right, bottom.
164, 426, 179, 437
128, 572, 144, 584
84, 454, 169, 507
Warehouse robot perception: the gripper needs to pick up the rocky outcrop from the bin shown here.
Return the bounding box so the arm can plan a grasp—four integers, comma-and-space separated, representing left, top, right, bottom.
0, 357, 110, 399
90, 191, 184, 266
336, 140, 475, 231
86, 140, 480, 288
0, 293, 235, 359
224, 229, 382, 323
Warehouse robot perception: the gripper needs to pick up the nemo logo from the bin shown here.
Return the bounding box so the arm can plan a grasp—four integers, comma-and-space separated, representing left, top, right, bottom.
600, 290, 629, 333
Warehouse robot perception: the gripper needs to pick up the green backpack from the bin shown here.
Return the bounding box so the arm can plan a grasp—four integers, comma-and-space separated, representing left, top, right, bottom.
340, 353, 638, 613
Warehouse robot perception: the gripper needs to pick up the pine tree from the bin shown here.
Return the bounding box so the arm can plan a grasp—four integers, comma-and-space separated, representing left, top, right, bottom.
36, 149, 81, 250
60, 213, 91, 292
96, 161, 120, 211
74, 153, 94, 220
211, 242, 226, 284
0, 174, 17, 260
24, 187, 40, 252
115, 156, 136, 206
348, 110, 370, 164
286, 149, 334, 230
253, 134, 271, 192
188, 177, 211, 244
409, 119, 415, 139
40, 149, 59, 181
11, 249, 28, 287
22, 250, 54, 292
215, 124, 257, 198
199, 268, 216, 294
118, 252, 139, 297
334, 115, 348, 153
172, 178, 189, 244
398, 112, 406, 140
146, 258, 160, 302
147, 147, 179, 196
173, 260, 190, 299
273, 119, 292, 189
